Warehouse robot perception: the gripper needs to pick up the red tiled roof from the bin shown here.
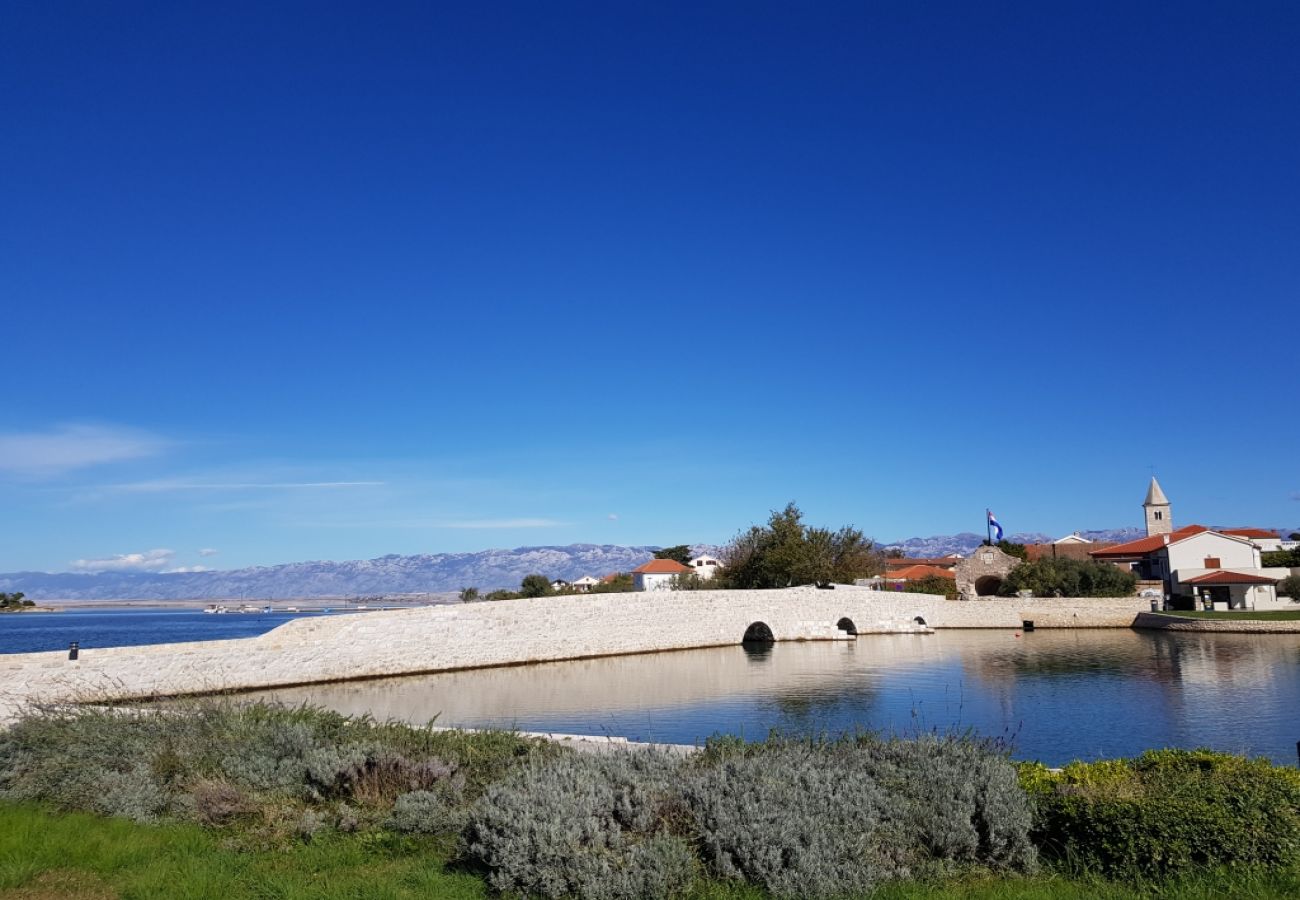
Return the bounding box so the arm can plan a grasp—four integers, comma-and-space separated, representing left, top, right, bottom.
631, 559, 693, 575
1221, 528, 1280, 539
1182, 570, 1279, 586
885, 564, 956, 581
1089, 526, 1210, 558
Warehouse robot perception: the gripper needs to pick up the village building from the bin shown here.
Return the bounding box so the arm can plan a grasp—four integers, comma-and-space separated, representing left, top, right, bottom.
688, 555, 721, 580
569, 575, 601, 592
1089, 478, 1285, 609
883, 563, 956, 590
631, 558, 693, 591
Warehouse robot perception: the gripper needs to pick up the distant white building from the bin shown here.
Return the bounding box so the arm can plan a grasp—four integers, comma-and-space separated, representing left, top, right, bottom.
570, 575, 601, 592
631, 559, 692, 591
1053, 533, 1092, 545
688, 555, 721, 580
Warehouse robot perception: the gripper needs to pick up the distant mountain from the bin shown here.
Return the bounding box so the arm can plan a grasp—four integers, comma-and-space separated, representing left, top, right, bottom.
881, 525, 1294, 558
0, 544, 673, 601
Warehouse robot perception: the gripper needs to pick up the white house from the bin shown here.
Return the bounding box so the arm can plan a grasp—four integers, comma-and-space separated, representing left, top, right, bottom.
688, 555, 721, 580
570, 575, 601, 592
1053, 533, 1093, 545
631, 559, 692, 591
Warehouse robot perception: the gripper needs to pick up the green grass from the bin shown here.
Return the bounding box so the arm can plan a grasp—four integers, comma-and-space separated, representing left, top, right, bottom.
3, 804, 1298, 900
1160, 609, 1300, 620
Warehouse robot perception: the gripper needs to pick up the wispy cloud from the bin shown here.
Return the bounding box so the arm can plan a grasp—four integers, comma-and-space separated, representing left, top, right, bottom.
164, 565, 211, 574
197, 548, 219, 557
607, 513, 620, 521
71, 548, 175, 573
0, 424, 167, 476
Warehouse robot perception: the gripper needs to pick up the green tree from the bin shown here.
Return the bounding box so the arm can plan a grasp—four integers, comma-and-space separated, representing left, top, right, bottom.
718, 502, 886, 589
1000, 558, 1137, 598
653, 545, 693, 565
1262, 548, 1300, 568
458, 587, 480, 603
484, 589, 518, 601
903, 575, 958, 600
982, 539, 1028, 561
519, 574, 553, 598
0, 592, 28, 609
1279, 574, 1300, 600
589, 573, 633, 593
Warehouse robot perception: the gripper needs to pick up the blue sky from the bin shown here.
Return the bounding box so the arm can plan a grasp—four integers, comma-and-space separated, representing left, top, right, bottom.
2, 2, 1297, 574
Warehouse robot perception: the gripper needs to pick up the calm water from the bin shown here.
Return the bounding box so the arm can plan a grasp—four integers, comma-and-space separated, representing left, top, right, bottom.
246, 630, 1300, 765
0, 608, 348, 653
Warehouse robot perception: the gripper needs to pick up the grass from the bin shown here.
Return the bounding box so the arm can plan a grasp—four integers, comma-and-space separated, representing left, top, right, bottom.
1160, 609, 1300, 620
2, 804, 1299, 900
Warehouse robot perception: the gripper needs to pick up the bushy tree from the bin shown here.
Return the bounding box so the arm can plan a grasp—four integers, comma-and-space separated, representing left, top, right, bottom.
1262, 548, 1300, 568
652, 545, 693, 565
1000, 558, 1137, 598
902, 574, 958, 599
458, 587, 480, 603
983, 540, 1028, 561
718, 503, 885, 589
1279, 574, 1300, 600
518, 574, 552, 598
589, 573, 634, 593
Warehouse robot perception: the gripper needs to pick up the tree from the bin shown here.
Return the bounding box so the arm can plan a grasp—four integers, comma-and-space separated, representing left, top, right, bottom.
483, 589, 518, 601
1288, 533, 1300, 542
0, 592, 29, 609
653, 545, 693, 565
903, 575, 958, 600
589, 573, 633, 593
458, 587, 480, 603
1262, 548, 1300, 568
717, 502, 886, 589
1000, 558, 1137, 598
983, 539, 1028, 561
519, 574, 553, 598
1279, 574, 1300, 601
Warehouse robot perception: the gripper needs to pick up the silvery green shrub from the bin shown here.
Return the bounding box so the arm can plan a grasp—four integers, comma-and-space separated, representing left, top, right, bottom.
386, 789, 461, 834
684, 736, 1036, 898
464, 750, 696, 900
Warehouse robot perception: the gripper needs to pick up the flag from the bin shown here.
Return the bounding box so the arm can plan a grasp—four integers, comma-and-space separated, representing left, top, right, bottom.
987, 510, 1004, 542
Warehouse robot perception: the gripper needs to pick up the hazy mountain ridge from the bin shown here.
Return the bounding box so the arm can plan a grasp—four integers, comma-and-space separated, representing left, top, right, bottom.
3, 528, 1291, 600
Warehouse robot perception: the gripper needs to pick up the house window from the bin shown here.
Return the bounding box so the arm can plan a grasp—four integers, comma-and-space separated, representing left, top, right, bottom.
1204, 557, 1221, 568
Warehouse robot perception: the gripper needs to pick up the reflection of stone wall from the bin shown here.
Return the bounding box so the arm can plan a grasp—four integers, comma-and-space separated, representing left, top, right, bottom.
955, 546, 1021, 599
1134, 612, 1300, 634
0, 587, 1147, 723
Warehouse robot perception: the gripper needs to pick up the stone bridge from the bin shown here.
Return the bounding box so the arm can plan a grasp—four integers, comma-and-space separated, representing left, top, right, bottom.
0, 586, 1148, 723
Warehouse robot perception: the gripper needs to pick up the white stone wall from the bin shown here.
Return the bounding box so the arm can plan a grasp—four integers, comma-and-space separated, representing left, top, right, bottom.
0, 587, 1148, 723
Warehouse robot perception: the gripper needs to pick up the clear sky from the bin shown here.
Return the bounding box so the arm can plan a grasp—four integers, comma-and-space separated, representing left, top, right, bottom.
2, 2, 1297, 574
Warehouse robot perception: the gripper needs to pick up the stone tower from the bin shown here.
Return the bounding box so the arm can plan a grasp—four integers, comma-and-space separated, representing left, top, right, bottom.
1143, 476, 1172, 536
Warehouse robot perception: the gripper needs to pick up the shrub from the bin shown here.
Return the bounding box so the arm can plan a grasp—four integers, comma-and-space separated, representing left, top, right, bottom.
386, 789, 462, 834
1021, 749, 1300, 878
463, 751, 697, 900
685, 736, 1035, 898
189, 778, 252, 827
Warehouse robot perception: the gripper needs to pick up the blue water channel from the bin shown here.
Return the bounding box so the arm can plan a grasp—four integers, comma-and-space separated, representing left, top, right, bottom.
6, 610, 1300, 765
0, 607, 343, 654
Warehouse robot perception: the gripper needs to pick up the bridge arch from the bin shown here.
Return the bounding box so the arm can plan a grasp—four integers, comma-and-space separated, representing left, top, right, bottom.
836, 617, 857, 635
975, 575, 1004, 597
913, 615, 927, 626
742, 621, 775, 644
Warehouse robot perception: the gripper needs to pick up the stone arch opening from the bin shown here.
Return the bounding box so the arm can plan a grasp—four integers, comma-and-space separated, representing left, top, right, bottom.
913, 615, 927, 626
742, 621, 775, 644
836, 617, 857, 635
974, 575, 1004, 597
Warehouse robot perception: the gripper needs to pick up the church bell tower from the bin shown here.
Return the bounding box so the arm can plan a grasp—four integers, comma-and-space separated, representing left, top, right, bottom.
1143, 477, 1172, 537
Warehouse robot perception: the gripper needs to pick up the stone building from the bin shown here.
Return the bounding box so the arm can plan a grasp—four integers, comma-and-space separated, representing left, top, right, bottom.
954, 545, 1021, 599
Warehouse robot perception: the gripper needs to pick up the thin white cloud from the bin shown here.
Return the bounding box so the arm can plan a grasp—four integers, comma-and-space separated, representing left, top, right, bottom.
71, 548, 175, 573
164, 565, 211, 574
197, 548, 219, 557
607, 513, 620, 521
0, 424, 167, 476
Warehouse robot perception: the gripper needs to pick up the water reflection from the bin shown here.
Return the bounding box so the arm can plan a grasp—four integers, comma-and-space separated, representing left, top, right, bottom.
245, 630, 1300, 764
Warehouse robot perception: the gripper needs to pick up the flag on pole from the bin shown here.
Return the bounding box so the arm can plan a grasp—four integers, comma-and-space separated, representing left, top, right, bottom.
987, 510, 1004, 542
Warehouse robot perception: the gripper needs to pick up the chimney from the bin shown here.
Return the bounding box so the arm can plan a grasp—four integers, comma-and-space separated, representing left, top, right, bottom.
1163, 534, 1170, 545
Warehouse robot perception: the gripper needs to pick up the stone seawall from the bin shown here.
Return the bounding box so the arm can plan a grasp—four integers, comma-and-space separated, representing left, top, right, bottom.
1133, 612, 1300, 633
0, 587, 1148, 722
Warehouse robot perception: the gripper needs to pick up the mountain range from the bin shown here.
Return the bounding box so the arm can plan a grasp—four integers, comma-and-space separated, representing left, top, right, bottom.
2, 527, 1293, 601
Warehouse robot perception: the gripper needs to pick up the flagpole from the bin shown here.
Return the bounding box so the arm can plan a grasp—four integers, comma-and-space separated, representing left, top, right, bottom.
985, 509, 991, 545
